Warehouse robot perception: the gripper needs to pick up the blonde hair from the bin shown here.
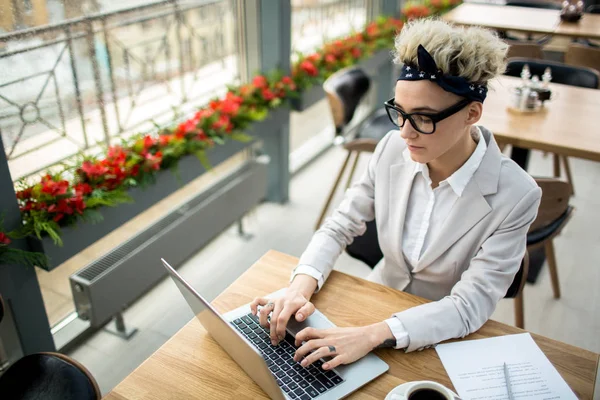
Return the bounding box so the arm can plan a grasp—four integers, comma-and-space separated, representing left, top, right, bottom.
393, 19, 508, 84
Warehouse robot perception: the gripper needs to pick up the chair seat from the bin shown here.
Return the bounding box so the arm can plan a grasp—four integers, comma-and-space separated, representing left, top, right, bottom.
0, 353, 98, 400
526, 206, 573, 246
356, 109, 396, 141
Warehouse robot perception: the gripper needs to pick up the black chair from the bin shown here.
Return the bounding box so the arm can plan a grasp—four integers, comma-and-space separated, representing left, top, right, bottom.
506, 0, 561, 9
315, 67, 396, 230
0, 295, 101, 400
504, 58, 600, 194
345, 220, 530, 328
587, 4, 600, 12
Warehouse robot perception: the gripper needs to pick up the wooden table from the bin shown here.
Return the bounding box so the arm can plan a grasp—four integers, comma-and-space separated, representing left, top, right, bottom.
443, 4, 560, 35
105, 250, 598, 399
444, 3, 600, 40
555, 13, 600, 40
482, 75, 600, 162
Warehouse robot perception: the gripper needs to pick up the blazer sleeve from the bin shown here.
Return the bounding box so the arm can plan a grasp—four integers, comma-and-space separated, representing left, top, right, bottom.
392, 185, 542, 352
294, 131, 395, 285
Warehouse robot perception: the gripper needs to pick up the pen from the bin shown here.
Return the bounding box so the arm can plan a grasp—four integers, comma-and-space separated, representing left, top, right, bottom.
503, 362, 514, 400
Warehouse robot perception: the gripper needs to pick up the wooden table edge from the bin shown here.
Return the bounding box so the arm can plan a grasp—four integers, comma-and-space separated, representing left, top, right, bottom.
103, 249, 600, 399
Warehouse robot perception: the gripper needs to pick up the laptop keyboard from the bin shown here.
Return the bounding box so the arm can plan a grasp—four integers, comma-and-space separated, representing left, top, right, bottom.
231, 313, 344, 399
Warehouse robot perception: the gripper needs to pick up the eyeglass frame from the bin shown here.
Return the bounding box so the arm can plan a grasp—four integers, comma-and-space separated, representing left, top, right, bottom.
384, 97, 472, 134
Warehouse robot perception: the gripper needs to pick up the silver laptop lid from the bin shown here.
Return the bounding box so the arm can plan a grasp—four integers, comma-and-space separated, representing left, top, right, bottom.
161, 258, 285, 400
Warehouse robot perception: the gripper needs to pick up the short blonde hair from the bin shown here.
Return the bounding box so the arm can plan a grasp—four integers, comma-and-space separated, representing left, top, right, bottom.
393, 19, 508, 84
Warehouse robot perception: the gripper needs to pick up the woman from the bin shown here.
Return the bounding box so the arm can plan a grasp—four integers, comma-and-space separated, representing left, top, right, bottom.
251, 19, 542, 371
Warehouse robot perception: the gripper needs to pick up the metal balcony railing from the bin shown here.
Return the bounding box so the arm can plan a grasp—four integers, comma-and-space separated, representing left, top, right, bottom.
291, 0, 369, 56
0, 0, 240, 181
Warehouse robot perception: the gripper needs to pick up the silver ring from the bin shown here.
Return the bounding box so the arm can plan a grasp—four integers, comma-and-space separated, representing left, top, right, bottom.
328, 345, 336, 353
265, 302, 275, 309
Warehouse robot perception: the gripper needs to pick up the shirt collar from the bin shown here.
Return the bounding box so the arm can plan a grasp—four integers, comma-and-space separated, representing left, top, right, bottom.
403, 126, 488, 196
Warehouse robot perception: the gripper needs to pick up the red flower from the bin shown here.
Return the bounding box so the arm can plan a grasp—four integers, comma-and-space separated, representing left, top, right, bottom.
209, 99, 222, 111
159, 134, 174, 146
48, 199, 74, 222
354, 33, 364, 42
262, 88, 276, 101
73, 183, 92, 197
0, 232, 11, 245
366, 23, 379, 36
325, 54, 337, 64
142, 135, 156, 150
220, 99, 241, 116
195, 109, 214, 120
196, 129, 207, 141
106, 146, 127, 164
307, 53, 321, 63
280, 76, 296, 91
300, 60, 318, 77
212, 115, 233, 132
226, 92, 244, 105
16, 187, 33, 200
130, 164, 140, 177
68, 196, 86, 215
351, 48, 362, 59
144, 151, 163, 171
252, 75, 268, 89
240, 85, 255, 96
177, 119, 198, 136
40, 175, 69, 196
81, 161, 109, 179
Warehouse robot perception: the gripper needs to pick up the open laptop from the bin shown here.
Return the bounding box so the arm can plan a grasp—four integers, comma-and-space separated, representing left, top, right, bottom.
162, 258, 389, 400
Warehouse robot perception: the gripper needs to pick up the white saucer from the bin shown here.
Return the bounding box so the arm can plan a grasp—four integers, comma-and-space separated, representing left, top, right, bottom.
384, 381, 460, 400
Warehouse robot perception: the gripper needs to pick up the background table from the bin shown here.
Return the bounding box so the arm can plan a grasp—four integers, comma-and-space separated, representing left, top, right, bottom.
443, 4, 559, 34
483, 75, 600, 163
104, 250, 598, 400
555, 13, 600, 40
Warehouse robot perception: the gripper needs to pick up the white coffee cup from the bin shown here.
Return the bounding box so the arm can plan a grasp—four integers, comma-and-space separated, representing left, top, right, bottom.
385, 380, 460, 400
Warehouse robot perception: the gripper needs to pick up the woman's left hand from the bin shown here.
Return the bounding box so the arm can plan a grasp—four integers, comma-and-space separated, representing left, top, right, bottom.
293, 322, 396, 370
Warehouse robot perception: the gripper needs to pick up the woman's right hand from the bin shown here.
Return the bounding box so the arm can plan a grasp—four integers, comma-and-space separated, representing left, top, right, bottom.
250, 274, 318, 346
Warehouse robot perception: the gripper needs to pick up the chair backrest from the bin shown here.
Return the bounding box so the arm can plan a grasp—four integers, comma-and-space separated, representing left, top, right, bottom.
505, 40, 544, 59
323, 67, 371, 133
529, 178, 572, 232
0, 352, 101, 400
565, 43, 600, 73
505, 57, 600, 89
345, 219, 383, 269
506, 0, 561, 9
587, 4, 600, 12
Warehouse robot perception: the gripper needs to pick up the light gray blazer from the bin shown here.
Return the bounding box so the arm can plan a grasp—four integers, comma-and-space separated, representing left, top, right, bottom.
297, 127, 541, 352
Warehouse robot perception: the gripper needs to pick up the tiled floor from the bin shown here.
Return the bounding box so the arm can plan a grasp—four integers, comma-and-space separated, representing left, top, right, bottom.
65, 140, 600, 395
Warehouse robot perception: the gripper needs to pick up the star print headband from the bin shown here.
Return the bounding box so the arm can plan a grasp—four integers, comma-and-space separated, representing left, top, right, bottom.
398, 45, 488, 103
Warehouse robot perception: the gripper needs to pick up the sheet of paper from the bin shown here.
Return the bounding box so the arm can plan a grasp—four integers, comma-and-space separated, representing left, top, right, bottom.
435, 333, 576, 400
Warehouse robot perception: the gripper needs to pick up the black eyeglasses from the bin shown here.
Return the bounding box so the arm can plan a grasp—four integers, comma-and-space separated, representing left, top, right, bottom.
384, 98, 471, 134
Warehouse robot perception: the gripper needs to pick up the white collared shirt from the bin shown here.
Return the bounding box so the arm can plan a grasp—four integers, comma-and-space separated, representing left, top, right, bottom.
292, 127, 487, 349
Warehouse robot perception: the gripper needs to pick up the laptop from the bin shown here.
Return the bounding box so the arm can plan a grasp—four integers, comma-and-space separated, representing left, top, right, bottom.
162, 258, 389, 400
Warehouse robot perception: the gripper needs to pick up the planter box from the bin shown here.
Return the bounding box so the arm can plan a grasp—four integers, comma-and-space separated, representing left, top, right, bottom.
290, 84, 326, 112
359, 49, 392, 76
28, 108, 289, 271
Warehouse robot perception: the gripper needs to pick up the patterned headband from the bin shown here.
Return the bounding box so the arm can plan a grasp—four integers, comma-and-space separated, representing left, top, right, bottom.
397, 45, 488, 103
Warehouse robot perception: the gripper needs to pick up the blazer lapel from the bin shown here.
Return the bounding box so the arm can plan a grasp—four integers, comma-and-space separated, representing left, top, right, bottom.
414, 180, 491, 272
414, 126, 502, 271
